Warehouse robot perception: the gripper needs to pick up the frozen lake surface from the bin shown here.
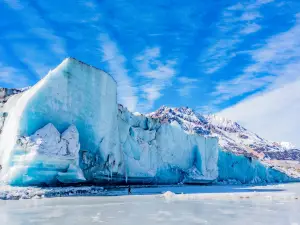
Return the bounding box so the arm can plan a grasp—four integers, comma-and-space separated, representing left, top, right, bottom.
1, 183, 300, 225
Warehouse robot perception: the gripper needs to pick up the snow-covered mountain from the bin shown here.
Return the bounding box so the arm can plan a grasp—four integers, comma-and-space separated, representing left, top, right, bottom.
0, 87, 29, 107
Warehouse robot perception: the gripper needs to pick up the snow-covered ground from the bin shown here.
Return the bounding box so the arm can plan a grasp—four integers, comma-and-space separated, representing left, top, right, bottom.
1, 183, 300, 224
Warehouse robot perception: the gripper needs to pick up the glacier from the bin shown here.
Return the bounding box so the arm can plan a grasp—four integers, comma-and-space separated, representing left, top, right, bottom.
6, 123, 85, 185
0, 58, 298, 186
116, 106, 218, 184
0, 58, 219, 186
148, 106, 299, 183
0, 58, 120, 185
218, 151, 292, 184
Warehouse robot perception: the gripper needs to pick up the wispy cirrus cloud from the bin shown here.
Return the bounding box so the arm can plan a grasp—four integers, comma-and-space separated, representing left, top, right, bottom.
200, 0, 274, 74
240, 11, 262, 21
240, 23, 262, 35
82, 1, 97, 9
244, 13, 300, 87
98, 33, 138, 111
11, 44, 53, 79
135, 47, 177, 111
219, 78, 300, 147
0, 63, 29, 88
212, 74, 274, 104
2, 0, 67, 79
2, 0, 23, 10
218, 12, 300, 147
135, 47, 176, 80
98, 44, 177, 112
214, 12, 300, 103
177, 76, 198, 97
30, 28, 66, 57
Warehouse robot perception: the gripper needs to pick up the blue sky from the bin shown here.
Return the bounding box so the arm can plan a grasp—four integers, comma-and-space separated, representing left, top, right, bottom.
1, 0, 300, 144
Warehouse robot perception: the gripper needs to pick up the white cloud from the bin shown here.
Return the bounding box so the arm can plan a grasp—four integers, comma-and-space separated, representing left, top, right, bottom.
3, 0, 23, 10
178, 85, 197, 97
240, 12, 262, 21
136, 47, 176, 80
251, 0, 274, 7
212, 74, 274, 103
11, 43, 55, 78
200, 0, 273, 74
201, 39, 240, 74
246, 14, 300, 80
213, 12, 300, 103
135, 47, 177, 111
3, 1, 67, 79
30, 28, 66, 57
82, 1, 96, 9
217, 12, 300, 147
0, 63, 29, 87
141, 84, 162, 101
219, 79, 300, 147
227, 3, 244, 11
196, 105, 219, 115
240, 23, 261, 34
98, 34, 138, 111
178, 77, 198, 84
177, 76, 198, 97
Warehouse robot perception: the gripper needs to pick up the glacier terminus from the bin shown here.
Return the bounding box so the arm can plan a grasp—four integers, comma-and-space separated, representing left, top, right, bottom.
0, 58, 299, 186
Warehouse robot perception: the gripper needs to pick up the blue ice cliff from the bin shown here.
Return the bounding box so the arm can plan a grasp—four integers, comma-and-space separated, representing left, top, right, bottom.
0, 58, 218, 186
149, 107, 300, 184
0, 58, 298, 186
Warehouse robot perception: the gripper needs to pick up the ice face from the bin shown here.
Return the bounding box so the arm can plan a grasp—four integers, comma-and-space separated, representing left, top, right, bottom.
0, 58, 296, 186
116, 106, 219, 184
2, 123, 85, 185
218, 151, 294, 184
0, 58, 219, 186
0, 58, 120, 184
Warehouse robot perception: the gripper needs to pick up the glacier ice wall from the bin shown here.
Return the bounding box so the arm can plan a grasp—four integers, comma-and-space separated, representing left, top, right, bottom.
6, 123, 85, 185
0, 58, 295, 186
0, 58, 121, 184
0, 58, 219, 186
112, 106, 219, 184
148, 106, 299, 184
218, 151, 293, 184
